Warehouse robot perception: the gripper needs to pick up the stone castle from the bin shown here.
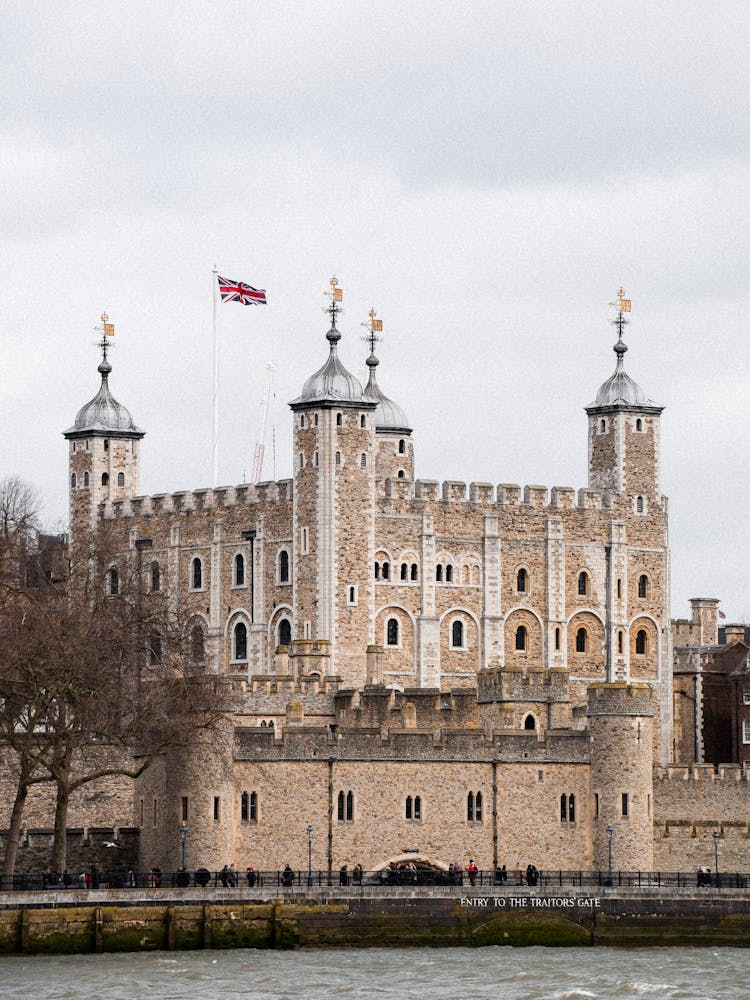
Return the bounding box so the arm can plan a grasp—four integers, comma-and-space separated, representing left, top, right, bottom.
4, 281, 750, 879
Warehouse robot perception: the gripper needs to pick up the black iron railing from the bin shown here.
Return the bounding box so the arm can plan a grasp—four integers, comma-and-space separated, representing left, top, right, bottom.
0, 867, 747, 893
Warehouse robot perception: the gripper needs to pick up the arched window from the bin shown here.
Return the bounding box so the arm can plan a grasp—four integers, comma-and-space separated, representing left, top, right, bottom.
568, 793, 575, 823
386, 618, 399, 646
374, 561, 380, 580
148, 633, 162, 665
636, 629, 647, 655
410, 563, 418, 581
103, 439, 109, 451
400, 563, 408, 580
638, 574, 648, 598
575, 627, 587, 653
397, 470, 405, 478
234, 622, 247, 660
234, 553, 245, 586
241, 791, 249, 821
560, 794, 568, 822
436, 564, 443, 582
517, 567, 527, 593
117, 472, 125, 487
278, 549, 289, 583
360, 415, 365, 428
346, 790, 354, 821
398, 439, 405, 454
636, 418, 643, 431
108, 566, 119, 595
250, 791, 258, 822
467, 791, 474, 821
381, 561, 389, 580
617, 630, 624, 655
234, 622, 248, 660
515, 625, 527, 651
554, 627, 561, 651
600, 418, 606, 432
71, 472, 77, 489
337, 790, 345, 821
617, 577, 622, 599
335, 451, 341, 467
360, 453, 366, 468
314, 413, 318, 427
314, 451, 319, 467
524, 714, 536, 730
474, 791, 482, 822
636, 495, 645, 513
191, 557, 202, 590
298, 452, 304, 470
336, 413, 342, 426
83, 472, 89, 487
408, 795, 421, 820
190, 624, 205, 663
278, 619, 292, 646
101, 472, 109, 486
150, 561, 160, 592
445, 564, 453, 583
452, 620, 464, 648
405, 796, 413, 820
577, 571, 588, 596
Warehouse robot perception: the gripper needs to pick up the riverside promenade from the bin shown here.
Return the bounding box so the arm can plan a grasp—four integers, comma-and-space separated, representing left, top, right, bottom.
1, 881, 750, 953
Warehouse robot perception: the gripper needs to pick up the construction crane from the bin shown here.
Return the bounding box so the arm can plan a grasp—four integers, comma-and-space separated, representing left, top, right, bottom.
251, 364, 276, 484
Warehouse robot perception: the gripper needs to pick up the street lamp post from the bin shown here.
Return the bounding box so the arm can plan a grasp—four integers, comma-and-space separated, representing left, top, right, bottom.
180, 824, 188, 872
307, 825, 313, 888
606, 825, 613, 885
713, 830, 720, 886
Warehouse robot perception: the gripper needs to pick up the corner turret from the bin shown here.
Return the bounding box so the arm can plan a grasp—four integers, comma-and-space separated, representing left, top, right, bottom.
586, 290, 663, 501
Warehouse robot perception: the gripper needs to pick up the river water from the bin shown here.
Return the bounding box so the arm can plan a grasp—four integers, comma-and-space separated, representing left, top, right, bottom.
0, 947, 745, 1000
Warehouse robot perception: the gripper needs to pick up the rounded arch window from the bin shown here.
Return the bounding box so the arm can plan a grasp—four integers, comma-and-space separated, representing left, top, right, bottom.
636, 629, 648, 655
397, 470, 405, 478
278, 619, 292, 646
336, 413, 343, 427
117, 472, 125, 487
636, 495, 645, 514
577, 571, 589, 596
335, 451, 341, 467
150, 561, 160, 592
410, 563, 418, 581
617, 629, 624, 654
233, 621, 248, 661
71, 472, 77, 489
575, 627, 588, 653
191, 557, 202, 590
101, 472, 109, 486
108, 566, 119, 595
451, 620, 464, 648
600, 418, 606, 433
360, 453, 366, 468
190, 623, 205, 663
278, 549, 290, 583
636, 418, 643, 431
360, 414, 366, 428
523, 714, 536, 730
398, 439, 405, 454
516, 567, 528, 593
400, 562, 408, 580
386, 617, 399, 646
234, 553, 245, 586
103, 439, 109, 451
83, 472, 89, 487
445, 564, 453, 583
554, 626, 561, 651
515, 624, 527, 651
638, 574, 648, 599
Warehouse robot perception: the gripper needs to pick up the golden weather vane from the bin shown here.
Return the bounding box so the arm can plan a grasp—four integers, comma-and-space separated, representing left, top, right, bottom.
92, 311, 116, 363
361, 307, 384, 356
608, 287, 631, 342
323, 275, 343, 325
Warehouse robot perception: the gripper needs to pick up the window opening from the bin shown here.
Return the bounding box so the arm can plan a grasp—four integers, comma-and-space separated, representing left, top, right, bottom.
515, 625, 527, 651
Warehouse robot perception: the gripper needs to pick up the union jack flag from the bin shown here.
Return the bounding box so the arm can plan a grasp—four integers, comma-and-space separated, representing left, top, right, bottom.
217, 275, 267, 306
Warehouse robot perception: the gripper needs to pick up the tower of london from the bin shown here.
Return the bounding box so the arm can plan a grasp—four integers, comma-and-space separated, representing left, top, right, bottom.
4, 280, 746, 881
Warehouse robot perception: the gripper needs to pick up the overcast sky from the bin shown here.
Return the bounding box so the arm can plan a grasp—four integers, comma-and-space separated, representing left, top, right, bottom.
2, 1, 748, 621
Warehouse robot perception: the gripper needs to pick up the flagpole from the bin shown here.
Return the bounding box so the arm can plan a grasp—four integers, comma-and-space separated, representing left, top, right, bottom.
212, 266, 219, 488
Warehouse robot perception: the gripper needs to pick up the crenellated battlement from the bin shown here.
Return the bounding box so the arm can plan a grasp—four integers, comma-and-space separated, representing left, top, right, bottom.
477, 666, 570, 704
101, 478, 294, 520
655, 764, 750, 783
234, 720, 590, 762
381, 478, 667, 513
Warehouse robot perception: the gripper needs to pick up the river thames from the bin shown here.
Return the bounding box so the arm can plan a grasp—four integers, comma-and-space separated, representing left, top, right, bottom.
0, 946, 745, 999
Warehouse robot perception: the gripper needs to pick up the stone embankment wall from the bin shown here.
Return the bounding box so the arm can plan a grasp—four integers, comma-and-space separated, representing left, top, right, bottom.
1, 888, 749, 954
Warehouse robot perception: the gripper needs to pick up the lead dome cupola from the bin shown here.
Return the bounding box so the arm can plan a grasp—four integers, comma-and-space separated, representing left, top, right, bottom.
361, 310, 411, 433
291, 277, 373, 408
587, 289, 661, 412
64, 320, 144, 438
